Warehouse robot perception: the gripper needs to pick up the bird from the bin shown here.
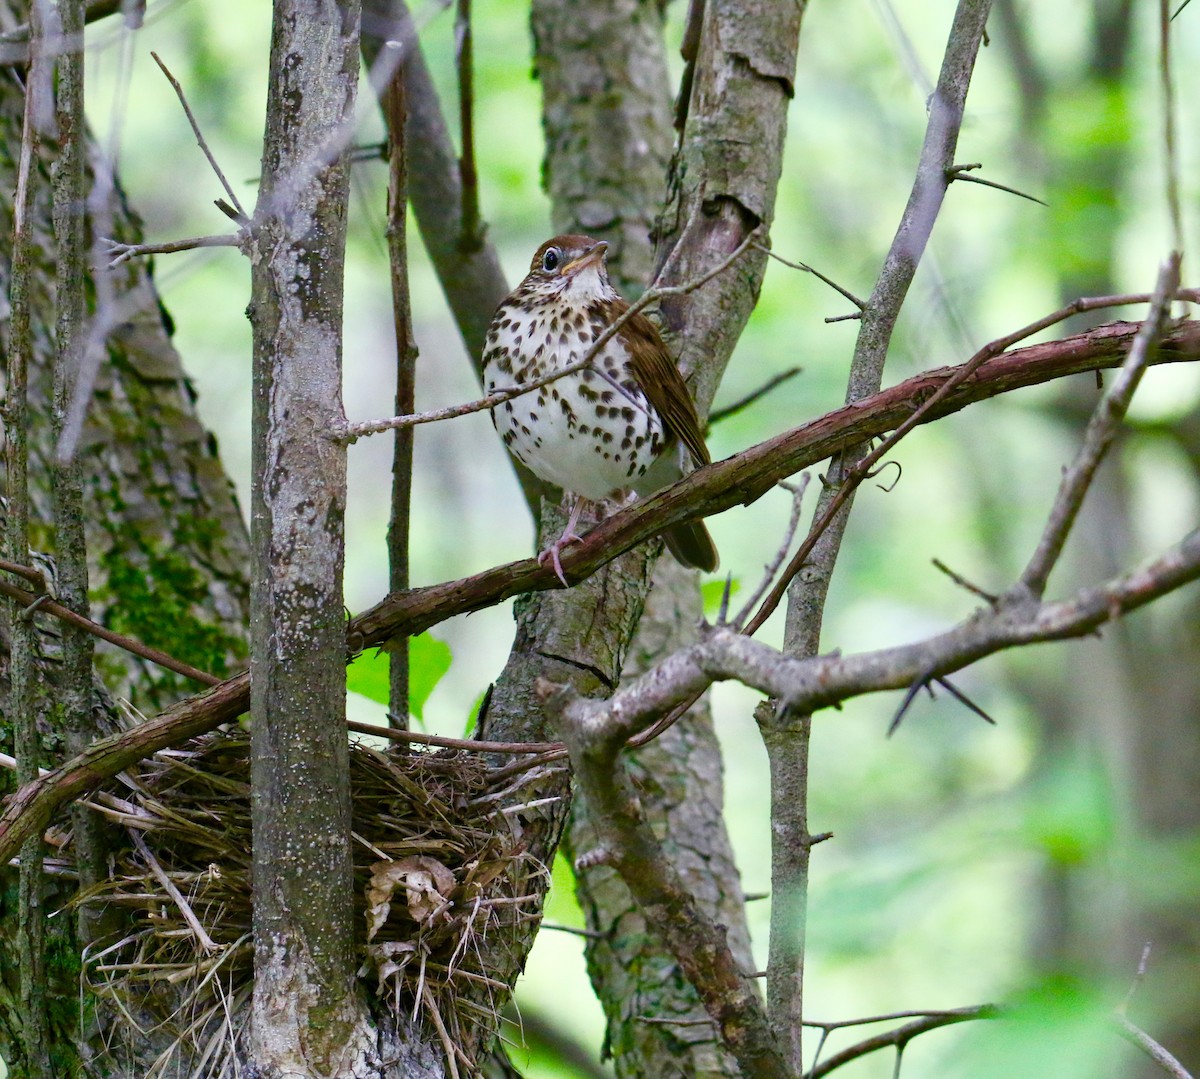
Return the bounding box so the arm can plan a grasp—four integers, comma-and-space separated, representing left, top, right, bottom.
482, 234, 718, 586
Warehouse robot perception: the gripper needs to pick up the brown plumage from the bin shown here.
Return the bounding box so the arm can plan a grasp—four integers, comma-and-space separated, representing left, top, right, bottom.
482, 234, 718, 584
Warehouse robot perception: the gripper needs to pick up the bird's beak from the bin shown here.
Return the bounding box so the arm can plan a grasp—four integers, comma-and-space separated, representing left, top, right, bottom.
562, 241, 608, 277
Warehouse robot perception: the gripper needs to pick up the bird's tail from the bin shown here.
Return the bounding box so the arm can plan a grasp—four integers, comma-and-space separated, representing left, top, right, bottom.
664, 519, 719, 573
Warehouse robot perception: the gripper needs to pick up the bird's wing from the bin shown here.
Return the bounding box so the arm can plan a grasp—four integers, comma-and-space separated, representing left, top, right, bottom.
622, 307, 711, 467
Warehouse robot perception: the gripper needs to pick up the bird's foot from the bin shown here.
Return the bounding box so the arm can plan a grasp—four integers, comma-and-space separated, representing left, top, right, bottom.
538, 531, 584, 587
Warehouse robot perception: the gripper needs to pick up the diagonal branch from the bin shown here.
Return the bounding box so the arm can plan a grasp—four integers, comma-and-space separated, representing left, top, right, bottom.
1018, 253, 1180, 596
806, 1006, 999, 1078
550, 678, 791, 1079
0, 318, 1197, 867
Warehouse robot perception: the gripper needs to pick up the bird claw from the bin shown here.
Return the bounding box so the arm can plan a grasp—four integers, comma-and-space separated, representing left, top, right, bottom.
538, 531, 584, 587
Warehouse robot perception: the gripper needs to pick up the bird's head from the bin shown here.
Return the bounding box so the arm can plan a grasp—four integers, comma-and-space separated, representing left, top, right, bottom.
520, 235, 616, 305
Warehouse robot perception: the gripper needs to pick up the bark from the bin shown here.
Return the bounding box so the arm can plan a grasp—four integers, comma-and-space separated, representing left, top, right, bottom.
0, 15, 251, 714
528, 1, 759, 1074
654, 0, 804, 414
246, 1, 372, 1074
568, 559, 756, 1078
0, 0, 251, 1068
530, 0, 672, 297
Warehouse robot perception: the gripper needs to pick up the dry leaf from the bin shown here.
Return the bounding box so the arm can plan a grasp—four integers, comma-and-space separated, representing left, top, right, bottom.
366, 856, 456, 939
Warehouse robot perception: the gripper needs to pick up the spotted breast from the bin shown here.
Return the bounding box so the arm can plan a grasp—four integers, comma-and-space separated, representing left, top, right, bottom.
482, 234, 718, 584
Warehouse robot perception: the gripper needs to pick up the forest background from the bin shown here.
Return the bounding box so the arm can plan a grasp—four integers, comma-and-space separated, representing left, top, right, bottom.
1, 0, 1198, 1076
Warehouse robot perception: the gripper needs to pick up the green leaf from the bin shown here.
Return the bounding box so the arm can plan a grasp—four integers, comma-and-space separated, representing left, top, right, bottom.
346, 633, 452, 721
346, 647, 389, 706
702, 576, 740, 619
410, 633, 452, 720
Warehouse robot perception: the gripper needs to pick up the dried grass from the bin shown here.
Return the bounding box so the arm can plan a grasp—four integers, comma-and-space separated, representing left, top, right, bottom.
74, 730, 563, 1078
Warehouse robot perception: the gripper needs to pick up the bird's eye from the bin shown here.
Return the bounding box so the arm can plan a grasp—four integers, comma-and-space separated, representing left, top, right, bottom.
541, 248, 561, 273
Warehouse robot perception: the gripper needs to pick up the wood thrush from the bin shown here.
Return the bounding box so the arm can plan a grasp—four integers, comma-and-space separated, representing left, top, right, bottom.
483, 234, 718, 585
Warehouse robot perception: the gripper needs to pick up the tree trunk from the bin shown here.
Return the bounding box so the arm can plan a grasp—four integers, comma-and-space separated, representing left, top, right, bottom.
246, 1, 373, 1074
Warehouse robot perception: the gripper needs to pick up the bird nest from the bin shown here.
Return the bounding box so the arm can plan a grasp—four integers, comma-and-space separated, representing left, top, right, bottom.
75, 730, 562, 1078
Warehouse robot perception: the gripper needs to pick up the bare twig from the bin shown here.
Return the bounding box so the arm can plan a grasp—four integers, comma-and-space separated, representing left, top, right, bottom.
1019, 254, 1181, 597
333, 228, 762, 443
931, 558, 999, 604
755, 242, 867, 310
346, 719, 557, 755
946, 162, 1047, 205
150, 51, 248, 221
129, 830, 218, 953
806, 1005, 999, 1078
454, 0, 480, 249
708, 367, 804, 427
0, 577, 220, 686
1109, 1014, 1194, 1079
733, 477, 811, 630
1116, 942, 1154, 1017
102, 232, 242, 267
382, 45, 418, 728
1159, 1, 1183, 252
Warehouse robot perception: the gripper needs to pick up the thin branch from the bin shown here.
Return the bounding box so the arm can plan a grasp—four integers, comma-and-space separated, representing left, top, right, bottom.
1159, 1, 1183, 252
0, 558, 47, 588
102, 232, 242, 267
0, 577, 220, 686
931, 558, 999, 604
806, 1005, 999, 1078
732, 477, 811, 630
453, 0, 480, 250
129, 830, 217, 953
946, 162, 1047, 205
1019, 254, 1181, 597
150, 51, 248, 221
708, 367, 804, 427
346, 719, 557, 755
1110, 1014, 1194, 1079
1116, 942, 1154, 1017
333, 228, 762, 443
755, 241, 867, 310
382, 44, 417, 728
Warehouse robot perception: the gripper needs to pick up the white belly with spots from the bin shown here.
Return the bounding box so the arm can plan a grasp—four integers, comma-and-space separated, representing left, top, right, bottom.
483, 310, 666, 501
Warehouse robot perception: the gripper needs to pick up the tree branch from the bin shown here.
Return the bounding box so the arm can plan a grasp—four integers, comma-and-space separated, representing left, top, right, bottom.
1019, 254, 1180, 596
806, 1005, 998, 1078
0, 318, 1196, 868
560, 526, 1200, 772
551, 677, 791, 1079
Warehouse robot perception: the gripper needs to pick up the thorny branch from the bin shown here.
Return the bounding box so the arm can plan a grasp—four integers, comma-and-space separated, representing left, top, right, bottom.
0, 316, 1197, 873
1019, 254, 1180, 596
745, 284, 1200, 634
806, 1006, 999, 1078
